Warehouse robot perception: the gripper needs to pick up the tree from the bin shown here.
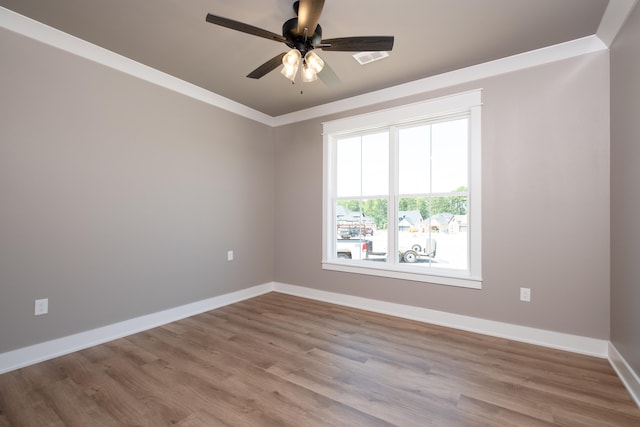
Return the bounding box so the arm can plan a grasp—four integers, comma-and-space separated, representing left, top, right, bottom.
337, 199, 388, 229
337, 200, 360, 212
337, 187, 466, 231
363, 199, 388, 229
399, 186, 468, 220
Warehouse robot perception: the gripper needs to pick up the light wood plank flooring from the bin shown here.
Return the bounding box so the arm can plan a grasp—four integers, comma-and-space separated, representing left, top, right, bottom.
1, 292, 639, 426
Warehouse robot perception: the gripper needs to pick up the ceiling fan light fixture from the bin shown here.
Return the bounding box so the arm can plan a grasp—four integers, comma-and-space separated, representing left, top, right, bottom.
282, 48, 302, 67
281, 48, 301, 81
301, 62, 318, 82
281, 63, 299, 81
304, 50, 324, 74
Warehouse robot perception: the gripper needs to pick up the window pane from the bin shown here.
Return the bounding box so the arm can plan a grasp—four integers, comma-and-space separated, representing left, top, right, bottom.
336, 136, 362, 197
336, 199, 387, 262
336, 132, 388, 198
431, 118, 468, 193
361, 132, 389, 196
397, 196, 468, 270
399, 125, 431, 194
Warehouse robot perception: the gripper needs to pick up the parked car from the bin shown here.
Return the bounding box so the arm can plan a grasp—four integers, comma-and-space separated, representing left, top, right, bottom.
337, 225, 374, 239
337, 239, 373, 260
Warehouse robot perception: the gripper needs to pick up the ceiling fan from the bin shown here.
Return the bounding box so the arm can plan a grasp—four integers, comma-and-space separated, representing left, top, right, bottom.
205, 0, 394, 84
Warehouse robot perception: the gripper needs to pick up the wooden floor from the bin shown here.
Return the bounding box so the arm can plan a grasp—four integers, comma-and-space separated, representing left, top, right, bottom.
1, 293, 639, 426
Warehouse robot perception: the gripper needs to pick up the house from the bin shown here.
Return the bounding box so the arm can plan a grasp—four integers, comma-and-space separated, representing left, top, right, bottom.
398, 210, 423, 231
1, 0, 639, 422
426, 212, 454, 233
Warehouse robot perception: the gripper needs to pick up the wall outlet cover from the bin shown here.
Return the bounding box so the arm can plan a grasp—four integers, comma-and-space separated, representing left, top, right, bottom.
34, 298, 48, 315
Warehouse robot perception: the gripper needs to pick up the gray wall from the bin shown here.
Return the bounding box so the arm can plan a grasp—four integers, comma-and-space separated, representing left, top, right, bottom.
274, 51, 611, 339
611, 4, 640, 374
0, 17, 619, 355
0, 29, 275, 352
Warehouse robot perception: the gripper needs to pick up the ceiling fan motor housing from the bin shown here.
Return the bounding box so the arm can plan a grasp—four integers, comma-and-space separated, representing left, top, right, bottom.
283, 18, 322, 55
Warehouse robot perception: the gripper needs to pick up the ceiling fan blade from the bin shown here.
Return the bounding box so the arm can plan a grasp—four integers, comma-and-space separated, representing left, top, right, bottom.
317, 60, 340, 87
206, 13, 286, 43
320, 36, 394, 52
246, 53, 287, 79
296, 0, 325, 36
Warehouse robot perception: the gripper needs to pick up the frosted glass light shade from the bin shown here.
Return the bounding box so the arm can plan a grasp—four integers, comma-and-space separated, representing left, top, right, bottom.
282, 49, 301, 67
281, 49, 302, 81
301, 63, 317, 82
304, 51, 324, 74
281, 63, 299, 81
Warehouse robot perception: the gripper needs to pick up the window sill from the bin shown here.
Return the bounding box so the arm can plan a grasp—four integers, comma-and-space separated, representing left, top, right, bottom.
322, 260, 482, 289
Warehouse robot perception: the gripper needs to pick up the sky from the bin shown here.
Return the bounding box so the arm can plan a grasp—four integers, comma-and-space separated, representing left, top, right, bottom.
337, 117, 469, 198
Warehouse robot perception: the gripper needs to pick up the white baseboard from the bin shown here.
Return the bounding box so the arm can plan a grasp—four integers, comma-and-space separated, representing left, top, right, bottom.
3, 281, 637, 410
608, 342, 640, 408
272, 282, 610, 358
0, 281, 616, 376
0, 283, 275, 374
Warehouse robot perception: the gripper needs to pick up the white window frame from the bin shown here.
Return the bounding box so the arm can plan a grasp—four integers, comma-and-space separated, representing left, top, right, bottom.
322, 90, 482, 289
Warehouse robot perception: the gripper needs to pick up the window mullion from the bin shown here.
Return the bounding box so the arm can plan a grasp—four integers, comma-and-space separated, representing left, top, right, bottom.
388, 126, 399, 266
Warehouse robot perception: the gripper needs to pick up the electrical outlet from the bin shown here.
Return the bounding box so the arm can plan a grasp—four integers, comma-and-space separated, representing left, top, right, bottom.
520, 288, 531, 302
34, 298, 48, 315
227, 250, 234, 261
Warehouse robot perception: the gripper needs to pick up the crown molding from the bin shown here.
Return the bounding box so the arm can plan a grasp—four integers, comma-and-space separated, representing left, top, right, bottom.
597, 0, 638, 46
272, 35, 607, 126
3, 1, 636, 127
0, 7, 274, 126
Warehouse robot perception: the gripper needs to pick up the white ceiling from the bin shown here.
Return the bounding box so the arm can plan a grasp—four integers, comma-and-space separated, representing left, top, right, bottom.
0, 1, 634, 119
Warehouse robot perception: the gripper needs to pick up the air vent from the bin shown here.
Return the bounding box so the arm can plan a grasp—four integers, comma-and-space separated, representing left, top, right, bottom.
352, 51, 389, 65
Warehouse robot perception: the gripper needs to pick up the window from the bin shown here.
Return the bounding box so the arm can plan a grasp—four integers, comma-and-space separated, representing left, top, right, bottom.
322, 90, 482, 288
